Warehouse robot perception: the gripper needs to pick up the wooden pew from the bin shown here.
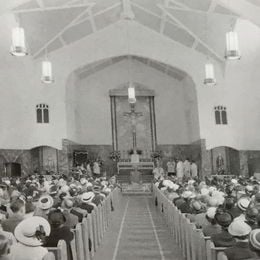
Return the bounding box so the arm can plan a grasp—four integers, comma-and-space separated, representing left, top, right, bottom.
206, 240, 227, 260
217, 252, 228, 260
70, 229, 77, 260
75, 224, 84, 260
87, 214, 95, 258
153, 185, 229, 260
43, 252, 56, 260
82, 218, 91, 260
47, 240, 68, 260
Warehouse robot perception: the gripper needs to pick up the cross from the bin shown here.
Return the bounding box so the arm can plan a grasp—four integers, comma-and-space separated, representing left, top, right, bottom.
123, 103, 143, 150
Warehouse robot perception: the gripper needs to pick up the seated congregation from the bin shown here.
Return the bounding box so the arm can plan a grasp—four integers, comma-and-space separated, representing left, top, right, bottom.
155, 175, 260, 260
0, 172, 117, 260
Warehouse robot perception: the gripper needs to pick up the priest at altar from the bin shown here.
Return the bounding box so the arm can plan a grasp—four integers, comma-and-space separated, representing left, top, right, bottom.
131, 150, 140, 164
130, 150, 141, 183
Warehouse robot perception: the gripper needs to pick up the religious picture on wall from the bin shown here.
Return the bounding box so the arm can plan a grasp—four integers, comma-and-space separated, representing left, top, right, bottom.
216, 153, 225, 175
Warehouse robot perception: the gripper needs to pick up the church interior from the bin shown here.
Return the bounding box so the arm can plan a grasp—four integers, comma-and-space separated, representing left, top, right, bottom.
1, 1, 260, 260
1, 0, 260, 179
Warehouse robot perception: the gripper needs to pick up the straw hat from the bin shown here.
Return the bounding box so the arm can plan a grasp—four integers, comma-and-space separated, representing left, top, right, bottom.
60, 185, 70, 194
206, 207, 217, 219
14, 216, 50, 246
237, 197, 250, 211
182, 191, 192, 199
231, 179, 238, 185
228, 220, 251, 237
249, 229, 260, 250
38, 195, 54, 210
81, 192, 95, 203
48, 185, 58, 195
80, 178, 87, 185
201, 188, 209, 196
208, 197, 219, 207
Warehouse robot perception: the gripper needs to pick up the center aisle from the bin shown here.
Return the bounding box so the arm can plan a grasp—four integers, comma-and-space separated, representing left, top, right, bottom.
94, 195, 184, 260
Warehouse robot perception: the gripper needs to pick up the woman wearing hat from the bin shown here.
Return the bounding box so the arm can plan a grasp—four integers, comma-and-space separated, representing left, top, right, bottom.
249, 229, 260, 258
79, 192, 96, 214
45, 210, 73, 260
34, 195, 54, 220
211, 212, 236, 247
202, 207, 222, 237
11, 216, 50, 260
224, 220, 256, 260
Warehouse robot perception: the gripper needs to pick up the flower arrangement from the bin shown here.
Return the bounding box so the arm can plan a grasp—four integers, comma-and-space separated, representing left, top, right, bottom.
109, 151, 121, 162
151, 150, 163, 160
128, 149, 142, 155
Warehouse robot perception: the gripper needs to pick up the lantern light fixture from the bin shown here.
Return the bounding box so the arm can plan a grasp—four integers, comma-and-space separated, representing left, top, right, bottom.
225, 31, 241, 60
128, 83, 136, 103
10, 27, 28, 56
204, 63, 216, 86
41, 60, 54, 84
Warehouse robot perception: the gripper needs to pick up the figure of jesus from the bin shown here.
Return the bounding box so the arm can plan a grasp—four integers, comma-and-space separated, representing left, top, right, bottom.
123, 103, 143, 151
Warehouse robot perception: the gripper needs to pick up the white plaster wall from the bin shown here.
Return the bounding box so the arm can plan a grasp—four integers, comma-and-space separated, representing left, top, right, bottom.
0, 15, 260, 151
72, 59, 199, 145
203, 20, 260, 150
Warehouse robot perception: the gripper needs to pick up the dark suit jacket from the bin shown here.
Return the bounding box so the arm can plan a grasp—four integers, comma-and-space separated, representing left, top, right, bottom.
2, 214, 24, 234
224, 242, 257, 260
45, 226, 74, 260
211, 230, 236, 247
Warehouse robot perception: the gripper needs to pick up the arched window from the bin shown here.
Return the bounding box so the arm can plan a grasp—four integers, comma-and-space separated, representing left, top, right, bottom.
36, 104, 49, 123
214, 106, 228, 125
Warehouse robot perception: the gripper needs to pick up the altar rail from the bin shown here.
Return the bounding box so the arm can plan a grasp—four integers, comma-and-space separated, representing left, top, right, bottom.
47, 188, 119, 260
117, 161, 154, 174
152, 185, 228, 260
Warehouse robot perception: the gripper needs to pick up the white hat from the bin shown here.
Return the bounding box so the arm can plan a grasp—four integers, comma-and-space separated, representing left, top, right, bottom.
249, 229, 260, 250
81, 192, 95, 202
237, 197, 250, 211
172, 184, 179, 192
246, 185, 253, 192
228, 220, 251, 237
38, 195, 54, 210
80, 178, 87, 185
86, 182, 93, 188
206, 207, 217, 219
14, 216, 50, 246
188, 180, 195, 186
162, 180, 173, 188
4, 180, 10, 186
231, 179, 238, 185
208, 197, 219, 207
201, 188, 209, 196
208, 186, 217, 193
182, 191, 192, 199
60, 185, 70, 193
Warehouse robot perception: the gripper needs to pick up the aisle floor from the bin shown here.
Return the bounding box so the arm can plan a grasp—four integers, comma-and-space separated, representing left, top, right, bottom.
93, 195, 184, 260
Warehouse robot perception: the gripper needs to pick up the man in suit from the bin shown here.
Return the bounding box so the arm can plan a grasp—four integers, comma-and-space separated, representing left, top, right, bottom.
224, 220, 256, 260
2, 199, 25, 234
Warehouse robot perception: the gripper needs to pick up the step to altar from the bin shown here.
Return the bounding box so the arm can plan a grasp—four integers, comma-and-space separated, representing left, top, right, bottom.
121, 183, 152, 195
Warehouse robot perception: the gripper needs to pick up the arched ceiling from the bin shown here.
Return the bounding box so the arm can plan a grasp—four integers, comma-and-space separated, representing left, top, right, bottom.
75, 55, 187, 81
2, 0, 260, 62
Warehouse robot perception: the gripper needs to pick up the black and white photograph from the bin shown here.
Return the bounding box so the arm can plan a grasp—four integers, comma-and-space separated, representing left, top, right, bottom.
0, 0, 260, 259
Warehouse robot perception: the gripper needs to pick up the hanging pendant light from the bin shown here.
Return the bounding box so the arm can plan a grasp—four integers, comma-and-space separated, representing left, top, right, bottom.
225, 31, 241, 60
128, 83, 136, 104
41, 60, 54, 84
10, 27, 28, 56
204, 63, 216, 86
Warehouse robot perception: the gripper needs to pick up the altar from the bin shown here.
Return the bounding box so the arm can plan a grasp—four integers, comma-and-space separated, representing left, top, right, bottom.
117, 161, 154, 184
117, 161, 154, 174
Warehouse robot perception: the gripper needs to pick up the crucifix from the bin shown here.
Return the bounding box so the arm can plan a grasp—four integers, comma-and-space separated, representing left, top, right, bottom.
123, 103, 143, 150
